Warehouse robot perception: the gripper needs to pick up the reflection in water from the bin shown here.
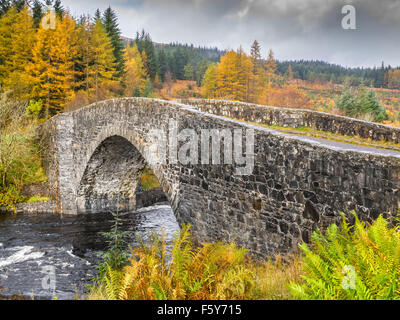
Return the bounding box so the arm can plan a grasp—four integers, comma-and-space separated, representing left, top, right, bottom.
0, 204, 179, 300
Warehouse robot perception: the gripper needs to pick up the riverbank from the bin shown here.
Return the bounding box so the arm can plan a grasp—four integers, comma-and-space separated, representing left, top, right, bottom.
0, 188, 167, 215
0, 200, 56, 214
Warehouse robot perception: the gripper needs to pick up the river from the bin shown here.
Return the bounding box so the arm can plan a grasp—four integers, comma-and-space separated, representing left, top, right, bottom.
0, 203, 179, 300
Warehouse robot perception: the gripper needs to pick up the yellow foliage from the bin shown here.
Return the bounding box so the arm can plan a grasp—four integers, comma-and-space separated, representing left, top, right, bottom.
260, 84, 312, 109
202, 63, 218, 98
87, 19, 118, 100
0, 6, 35, 100
123, 43, 148, 96
87, 225, 303, 300
26, 13, 79, 116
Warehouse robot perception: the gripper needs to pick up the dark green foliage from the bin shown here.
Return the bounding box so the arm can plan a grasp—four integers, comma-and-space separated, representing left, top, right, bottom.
170, 47, 186, 80
135, 30, 158, 81
132, 85, 140, 97
93, 8, 101, 22
121, 30, 224, 84
53, 0, 63, 19
157, 49, 168, 82
142, 79, 153, 97
95, 209, 131, 279
336, 85, 388, 122
277, 60, 389, 88
153, 41, 223, 83
11, 0, 26, 12
31, 0, 43, 28
0, 0, 11, 17
102, 6, 125, 77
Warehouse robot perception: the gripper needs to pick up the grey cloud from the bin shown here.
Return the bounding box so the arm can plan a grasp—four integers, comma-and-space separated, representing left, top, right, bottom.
62, 0, 400, 67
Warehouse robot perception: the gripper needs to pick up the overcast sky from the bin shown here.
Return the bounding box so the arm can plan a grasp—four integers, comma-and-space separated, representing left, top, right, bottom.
61, 0, 400, 68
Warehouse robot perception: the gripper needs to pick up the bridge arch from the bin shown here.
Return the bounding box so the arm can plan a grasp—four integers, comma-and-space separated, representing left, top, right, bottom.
77, 135, 146, 213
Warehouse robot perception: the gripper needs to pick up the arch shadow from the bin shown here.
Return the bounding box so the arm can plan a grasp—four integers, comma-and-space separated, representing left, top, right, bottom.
76, 135, 168, 214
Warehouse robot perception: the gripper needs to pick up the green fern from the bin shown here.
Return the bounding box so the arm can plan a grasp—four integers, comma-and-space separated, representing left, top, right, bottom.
290, 211, 400, 300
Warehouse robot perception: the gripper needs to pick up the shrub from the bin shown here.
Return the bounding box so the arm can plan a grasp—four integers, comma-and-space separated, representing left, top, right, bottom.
95, 209, 131, 280
290, 212, 400, 300
336, 86, 388, 122
25, 99, 43, 119
0, 185, 25, 213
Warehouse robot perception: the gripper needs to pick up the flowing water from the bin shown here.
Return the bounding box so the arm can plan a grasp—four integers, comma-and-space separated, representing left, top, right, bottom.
0, 203, 179, 300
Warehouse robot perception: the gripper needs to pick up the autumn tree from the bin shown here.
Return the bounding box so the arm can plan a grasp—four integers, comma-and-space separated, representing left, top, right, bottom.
27, 12, 79, 116
0, 6, 17, 82
205, 48, 253, 101
123, 43, 148, 96
2, 5, 35, 100
286, 64, 293, 81
387, 69, 400, 89
87, 19, 118, 100
202, 63, 217, 98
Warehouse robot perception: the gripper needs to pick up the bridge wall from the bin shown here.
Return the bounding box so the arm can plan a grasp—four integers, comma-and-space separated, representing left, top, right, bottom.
180, 99, 400, 144
39, 98, 400, 258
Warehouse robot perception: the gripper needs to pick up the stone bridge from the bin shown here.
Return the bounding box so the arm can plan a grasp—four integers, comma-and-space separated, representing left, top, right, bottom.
40, 98, 400, 257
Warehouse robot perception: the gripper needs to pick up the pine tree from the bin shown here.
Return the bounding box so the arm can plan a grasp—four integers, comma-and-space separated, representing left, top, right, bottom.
135, 31, 157, 81
143, 34, 157, 81
75, 15, 91, 94
102, 6, 125, 78
184, 63, 194, 80
171, 47, 186, 80
31, 0, 44, 28
53, 0, 64, 19
11, 0, 26, 12
250, 40, 261, 72
265, 49, 277, 84
94, 8, 101, 22
0, 0, 11, 17
249, 40, 264, 102
157, 49, 168, 82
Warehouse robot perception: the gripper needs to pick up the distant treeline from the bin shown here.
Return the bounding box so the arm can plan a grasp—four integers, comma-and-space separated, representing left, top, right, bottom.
277, 60, 400, 88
